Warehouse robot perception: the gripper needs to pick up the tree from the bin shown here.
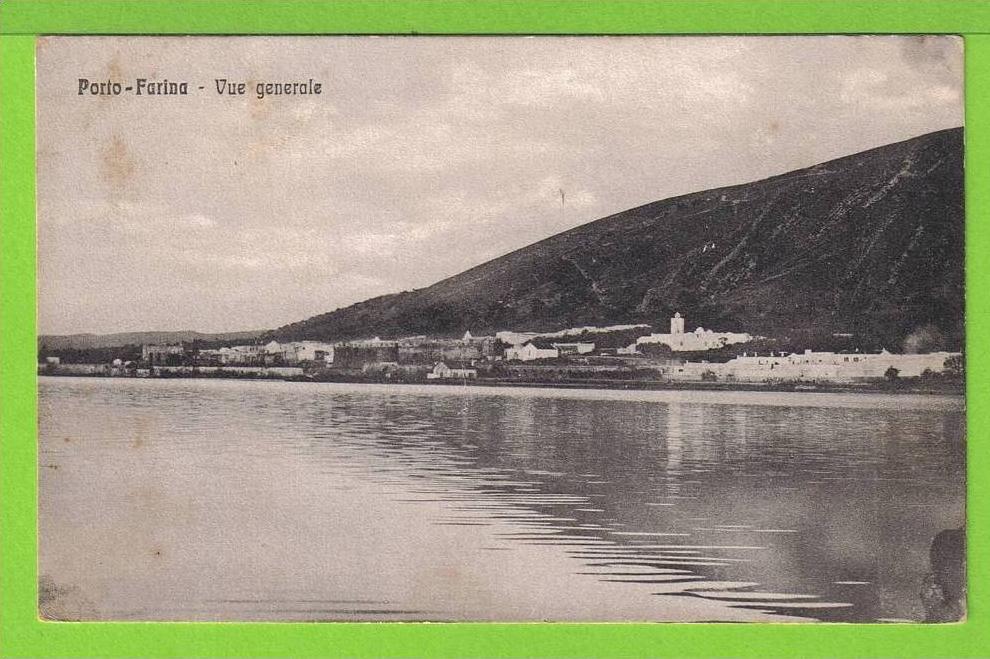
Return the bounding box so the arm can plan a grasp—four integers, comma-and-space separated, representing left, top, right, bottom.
884, 366, 900, 382
639, 342, 674, 359
944, 354, 964, 378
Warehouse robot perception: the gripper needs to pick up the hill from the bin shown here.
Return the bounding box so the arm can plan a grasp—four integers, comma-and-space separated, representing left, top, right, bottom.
274, 128, 964, 350
38, 330, 266, 351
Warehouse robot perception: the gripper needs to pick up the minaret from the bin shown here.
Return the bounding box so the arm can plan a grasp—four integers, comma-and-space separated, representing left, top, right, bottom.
670, 312, 685, 335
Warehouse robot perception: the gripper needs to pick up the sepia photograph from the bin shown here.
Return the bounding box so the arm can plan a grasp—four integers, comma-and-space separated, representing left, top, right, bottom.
36, 35, 965, 623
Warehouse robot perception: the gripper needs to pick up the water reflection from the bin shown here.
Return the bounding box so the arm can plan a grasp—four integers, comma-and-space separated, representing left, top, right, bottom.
39, 378, 964, 622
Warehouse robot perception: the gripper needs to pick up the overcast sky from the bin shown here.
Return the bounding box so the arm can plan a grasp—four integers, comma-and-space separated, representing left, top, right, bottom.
37, 36, 963, 335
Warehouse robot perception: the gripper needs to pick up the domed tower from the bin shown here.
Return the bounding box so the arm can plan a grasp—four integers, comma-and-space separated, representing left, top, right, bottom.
670, 312, 685, 335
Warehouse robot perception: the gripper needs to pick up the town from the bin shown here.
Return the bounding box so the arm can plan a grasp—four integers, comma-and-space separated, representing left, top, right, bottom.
39, 313, 964, 391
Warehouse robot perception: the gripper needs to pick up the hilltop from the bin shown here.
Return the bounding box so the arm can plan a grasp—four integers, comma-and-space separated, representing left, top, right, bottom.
273, 128, 964, 351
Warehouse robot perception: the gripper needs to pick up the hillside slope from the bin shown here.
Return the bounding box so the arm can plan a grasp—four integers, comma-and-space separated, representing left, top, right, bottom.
274, 128, 964, 350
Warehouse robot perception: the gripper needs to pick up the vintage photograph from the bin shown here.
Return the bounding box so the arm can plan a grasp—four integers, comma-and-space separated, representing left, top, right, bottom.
36, 35, 964, 622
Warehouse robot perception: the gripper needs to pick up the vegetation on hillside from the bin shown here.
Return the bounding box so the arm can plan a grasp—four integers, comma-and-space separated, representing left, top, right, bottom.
273, 129, 964, 352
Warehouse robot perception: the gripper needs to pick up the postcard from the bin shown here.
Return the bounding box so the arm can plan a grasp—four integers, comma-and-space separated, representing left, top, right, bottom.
36, 35, 965, 623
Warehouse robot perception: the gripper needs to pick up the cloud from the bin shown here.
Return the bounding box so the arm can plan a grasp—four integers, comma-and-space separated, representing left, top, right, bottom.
37, 35, 964, 333
840, 65, 962, 112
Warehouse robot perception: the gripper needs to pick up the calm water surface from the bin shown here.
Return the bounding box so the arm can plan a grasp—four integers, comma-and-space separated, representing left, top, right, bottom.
39, 377, 965, 622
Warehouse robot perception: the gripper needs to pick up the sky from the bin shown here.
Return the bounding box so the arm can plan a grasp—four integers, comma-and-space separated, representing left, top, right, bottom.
36, 36, 964, 335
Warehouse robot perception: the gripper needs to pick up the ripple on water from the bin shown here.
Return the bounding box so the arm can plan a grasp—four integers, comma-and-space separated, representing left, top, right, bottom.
38, 377, 965, 623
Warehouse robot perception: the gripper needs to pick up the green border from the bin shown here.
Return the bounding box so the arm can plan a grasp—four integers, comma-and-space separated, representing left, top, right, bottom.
1, 0, 990, 35
1, 2, 988, 657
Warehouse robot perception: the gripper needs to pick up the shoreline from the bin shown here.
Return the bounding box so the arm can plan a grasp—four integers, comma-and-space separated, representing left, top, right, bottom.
37, 369, 966, 396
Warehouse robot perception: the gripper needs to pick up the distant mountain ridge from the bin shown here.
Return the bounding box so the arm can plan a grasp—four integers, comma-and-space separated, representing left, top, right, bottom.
273, 128, 964, 350
39, 330, 266, 351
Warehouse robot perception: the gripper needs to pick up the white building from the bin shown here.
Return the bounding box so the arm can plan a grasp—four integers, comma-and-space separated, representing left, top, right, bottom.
779, 349, 958, 379
551, 342, 595, 355
292, 341, 334, 363
263, 340, 334, 364
141, 343, 185, 363
263, 340, 291, 361
693, 349, 963, 383
426, 361, 478, 379
217, 345, 264, 365
496, 330, 542, 347
634, 313, 753, 352
345, 336, 397, 348
504, 342, 559, 362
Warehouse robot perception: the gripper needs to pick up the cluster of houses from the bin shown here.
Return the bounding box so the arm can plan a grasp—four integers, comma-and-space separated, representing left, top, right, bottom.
143, 340, 336, 366
494, 314, 958, 383
137, 333, 494, 380
503, 341, 595, 361
83, 313, 961, 385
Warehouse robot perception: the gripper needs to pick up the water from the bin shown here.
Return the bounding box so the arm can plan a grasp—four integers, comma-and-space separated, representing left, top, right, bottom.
38, 377, 965, 622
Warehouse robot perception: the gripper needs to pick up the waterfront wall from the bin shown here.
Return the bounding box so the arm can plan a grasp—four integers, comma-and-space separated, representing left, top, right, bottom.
666, 351, 960, 383
40, 364, 305, 378
155, 365, 305, 377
